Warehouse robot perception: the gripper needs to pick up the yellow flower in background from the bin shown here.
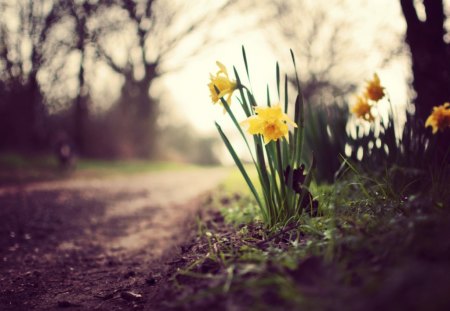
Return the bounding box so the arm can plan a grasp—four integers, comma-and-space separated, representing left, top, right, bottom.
364, 73, 385, 102
208, 61, 237, 107
351, 95, 374, 122
241, 105, 297, 144
425, 102, 450, 134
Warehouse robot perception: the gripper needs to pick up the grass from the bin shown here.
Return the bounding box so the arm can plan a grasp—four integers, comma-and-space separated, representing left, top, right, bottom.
219, 164, 259, 195
166, 160, 450, 310
0, 152, 198, 185
75, 159, 196, 176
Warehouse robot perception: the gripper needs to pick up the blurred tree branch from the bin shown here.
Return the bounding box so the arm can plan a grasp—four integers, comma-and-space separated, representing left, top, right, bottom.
87, 0, 246, 157
267, 0, 404, 104
0, 0, 260, 157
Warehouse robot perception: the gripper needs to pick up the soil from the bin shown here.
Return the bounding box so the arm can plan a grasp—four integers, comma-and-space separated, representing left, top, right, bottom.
0, 168, 228, 311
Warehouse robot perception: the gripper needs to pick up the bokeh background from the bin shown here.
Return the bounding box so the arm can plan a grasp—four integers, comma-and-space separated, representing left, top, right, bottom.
0, 0, 449, 168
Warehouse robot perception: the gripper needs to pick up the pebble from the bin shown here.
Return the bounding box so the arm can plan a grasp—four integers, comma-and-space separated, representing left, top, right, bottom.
57, 300, 80, 308
124, 270, 136, 278
120, 291, 143, 302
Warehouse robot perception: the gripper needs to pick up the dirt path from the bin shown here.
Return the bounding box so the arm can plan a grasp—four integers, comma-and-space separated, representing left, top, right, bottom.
0, 168, 228, 310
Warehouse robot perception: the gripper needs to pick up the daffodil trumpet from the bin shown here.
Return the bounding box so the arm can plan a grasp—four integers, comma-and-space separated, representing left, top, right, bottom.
351, 95, 375, 122
208, 61, 239, 111
364, 73, 385, 102
241, 105, 297, 145
350, 73, 389, 123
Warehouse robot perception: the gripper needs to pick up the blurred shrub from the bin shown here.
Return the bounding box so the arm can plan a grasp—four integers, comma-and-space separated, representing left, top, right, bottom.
347, 107, 445, 170
303, 101, 348, 183
45, 104, 221, 165
157, 123, 221, 165
303, 101, 448, 186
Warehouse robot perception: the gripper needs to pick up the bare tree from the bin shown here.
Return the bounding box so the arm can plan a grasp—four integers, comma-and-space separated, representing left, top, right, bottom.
91, 0, 242, 157
267, 0, 403, 105
0, 0, 252, 157
65, 0, 115, 154
0, 0, 64, 150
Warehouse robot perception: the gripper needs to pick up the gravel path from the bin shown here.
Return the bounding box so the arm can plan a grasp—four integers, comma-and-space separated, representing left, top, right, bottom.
0, 167, 228, 310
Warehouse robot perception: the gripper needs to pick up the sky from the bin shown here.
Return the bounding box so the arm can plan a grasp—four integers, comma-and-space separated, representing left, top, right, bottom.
159, 29, 278, 133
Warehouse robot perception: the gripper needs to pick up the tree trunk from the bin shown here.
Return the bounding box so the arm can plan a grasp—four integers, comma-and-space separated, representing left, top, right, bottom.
400, 0, 450, 122
74, 50, 88, 155
400, 0, 450, 162
73, 11, 88, 156
113, 63, 159, 158
0, 74, 46, 152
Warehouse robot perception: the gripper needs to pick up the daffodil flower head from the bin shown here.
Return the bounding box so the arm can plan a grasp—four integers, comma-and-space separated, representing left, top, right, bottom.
241, 105, 297, 144
351, 95, 374, 122
208, 61, 237, 108
425, 102, 450, 134
364, 73, 385, 102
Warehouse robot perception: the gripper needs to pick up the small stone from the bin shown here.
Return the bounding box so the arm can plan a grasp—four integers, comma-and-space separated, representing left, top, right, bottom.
124, 271, 136, 279
57, 300, 80, 308
120, 291, 143, 302
145, 277, 156, 286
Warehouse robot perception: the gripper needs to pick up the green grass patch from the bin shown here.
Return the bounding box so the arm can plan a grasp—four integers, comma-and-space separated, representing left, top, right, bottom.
75, 159, 197, 176
0, 152, 199, 185
219, 164, 259, 195
168, 162, 450, 310
213, 165, 262, 225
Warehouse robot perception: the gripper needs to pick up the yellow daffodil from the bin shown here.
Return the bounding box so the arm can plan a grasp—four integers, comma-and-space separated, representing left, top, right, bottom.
425, 102, 450, 134
241, 105, 297, 144
208, 61, 237, 108
351, 95, 374, 122
364, 73, 385, 102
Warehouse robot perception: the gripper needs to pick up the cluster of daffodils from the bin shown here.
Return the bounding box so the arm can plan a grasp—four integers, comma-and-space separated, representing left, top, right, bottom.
425, 102, 450, 134
208, 61, 296, 144
351, 73, 385, 122
350, 73, 449, 135
208, 52, 315, 227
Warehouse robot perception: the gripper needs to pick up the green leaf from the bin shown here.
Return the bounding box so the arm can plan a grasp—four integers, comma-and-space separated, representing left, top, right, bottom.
296, 153, 315, 215
256, 141, 271, 193
282, 137, 290, 173
265, 141, 282, 214
255, 141, 273, 221
215, 86, 259, 170
290, 50, 306, 167
293, 94, 305, 167
266, 84, 271, 107
242, 45, 250, 81
284, 74, 288, 114
276, 62, 280, 99
290, 49, 301, 93
276, 140, 287, 200
233, 66, 251, 117
246, 89, 257, 107
216, 122, 266, 220
294, 92, 304, 128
